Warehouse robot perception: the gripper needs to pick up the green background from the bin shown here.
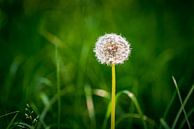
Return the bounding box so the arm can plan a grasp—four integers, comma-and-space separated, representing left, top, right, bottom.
0, 0, 194, 128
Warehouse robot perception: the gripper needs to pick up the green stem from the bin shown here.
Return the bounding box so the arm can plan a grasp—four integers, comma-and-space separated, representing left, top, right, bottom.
111, 64, 116, 129
56, 46, 61, 129
0, 111, 19, 119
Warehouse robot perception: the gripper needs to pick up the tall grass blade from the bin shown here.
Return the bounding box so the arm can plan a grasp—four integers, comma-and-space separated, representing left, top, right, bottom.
92, 89, 110, 129
172, 77, 192, 129
159, 91, 176, 129
160, 118, 171, 129
37, 86, 74, 129
16, 122, 34, 129
93, 89, 110, 99
0, 111, 19, 119
55, 46, 61, 129
179, 108, 194, 129
4, 57, 22, 101
84, 85, 96, 129
6, 111, 19, 129
102, 99, 112, 129
40, 30, 64, 48
117, 90, 147, 129
102, 90, 148, 129
116, 113, 155, 128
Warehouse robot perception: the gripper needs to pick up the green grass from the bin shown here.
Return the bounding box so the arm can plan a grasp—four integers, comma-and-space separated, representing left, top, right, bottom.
172, 77, 193, 129
55, 46, 61, 129
1, 53, 194, 129
1, 72, 194, 129
0, 0, 194, 129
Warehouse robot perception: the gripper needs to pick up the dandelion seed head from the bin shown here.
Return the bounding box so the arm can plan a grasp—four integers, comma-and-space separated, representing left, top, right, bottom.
94, 33, 131, 65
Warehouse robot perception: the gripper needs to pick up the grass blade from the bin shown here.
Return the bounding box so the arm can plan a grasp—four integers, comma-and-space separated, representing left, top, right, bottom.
159, 91, 176, 129
118, 90, 148, 129
55, 46, 61, 129
102, 98, 112, 129
102, 90, 148, 129
116, 113, 155, 128
0, 111, 19, 119
179, 108, 194, 129
92, 89, 110, 129
37, 86, 74, 129
93, 89, 110, 99
84, 85, 96, 129
16, 122, 34, 129
172, 77, 192, 129
6, 111, 19, 129
160, 118, 171, 129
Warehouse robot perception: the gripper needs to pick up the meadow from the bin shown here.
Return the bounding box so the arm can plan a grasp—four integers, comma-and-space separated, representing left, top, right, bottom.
0, 0, 194, 129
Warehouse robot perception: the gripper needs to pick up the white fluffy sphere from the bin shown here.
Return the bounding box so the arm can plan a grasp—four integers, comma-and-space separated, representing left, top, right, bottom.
94, 33, 131, 65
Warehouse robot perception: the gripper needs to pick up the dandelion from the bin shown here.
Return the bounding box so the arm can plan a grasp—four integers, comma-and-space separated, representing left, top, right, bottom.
94, 33, 131, 129
94, 33, 131, 65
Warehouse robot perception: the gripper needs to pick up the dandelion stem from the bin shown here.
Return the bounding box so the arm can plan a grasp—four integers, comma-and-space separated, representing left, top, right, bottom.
111, 64, 116, 129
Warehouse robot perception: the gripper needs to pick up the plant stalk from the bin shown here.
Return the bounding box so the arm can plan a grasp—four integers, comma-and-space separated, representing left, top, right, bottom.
56, 46, 61, 129
111, 64, 116, 129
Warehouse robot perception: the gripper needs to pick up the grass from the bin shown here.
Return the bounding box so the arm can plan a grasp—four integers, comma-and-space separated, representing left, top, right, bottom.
0, 0, 194, 129
171, 77, 193, 129
1, 59, 194, 129
84, 85, 96, 129
55, 46, 61, 129
0, 35, 194, 129
2, 75, 193, 129
1, 36, 194, 129
172, 76, 191, 129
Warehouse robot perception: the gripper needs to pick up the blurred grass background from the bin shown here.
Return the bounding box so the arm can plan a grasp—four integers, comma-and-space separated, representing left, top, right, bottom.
0, 0, 194, 128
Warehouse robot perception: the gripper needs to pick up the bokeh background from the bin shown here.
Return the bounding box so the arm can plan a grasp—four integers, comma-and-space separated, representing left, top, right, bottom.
0, 0, 194, 128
